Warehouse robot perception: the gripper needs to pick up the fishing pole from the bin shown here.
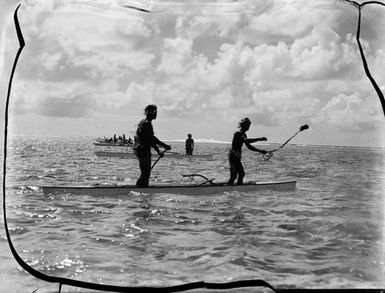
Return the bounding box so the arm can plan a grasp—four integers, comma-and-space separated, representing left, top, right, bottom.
263, 124, 309, 161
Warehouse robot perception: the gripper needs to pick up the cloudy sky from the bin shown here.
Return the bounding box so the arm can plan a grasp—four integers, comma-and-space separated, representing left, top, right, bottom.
1, 0, 384, 147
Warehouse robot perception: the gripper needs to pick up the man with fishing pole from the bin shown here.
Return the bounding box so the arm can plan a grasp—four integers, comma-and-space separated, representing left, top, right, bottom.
133, 104, 171, 187
227, 119, 309, 185
228, 118, 268, 185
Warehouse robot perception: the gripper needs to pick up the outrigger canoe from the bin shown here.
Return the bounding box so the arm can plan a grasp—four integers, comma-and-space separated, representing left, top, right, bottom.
94, 151, 213, 159
41, 179, 296, 196
93, 142, 133, 147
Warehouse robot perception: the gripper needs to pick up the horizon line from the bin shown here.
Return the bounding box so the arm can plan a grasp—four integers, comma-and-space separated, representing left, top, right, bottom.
7, 134, 385, 149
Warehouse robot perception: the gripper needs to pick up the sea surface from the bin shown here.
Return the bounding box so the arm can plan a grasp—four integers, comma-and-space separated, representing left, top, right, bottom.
1, 136, 384, 292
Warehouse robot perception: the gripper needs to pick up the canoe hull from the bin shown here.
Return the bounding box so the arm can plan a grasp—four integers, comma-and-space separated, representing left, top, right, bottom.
42, 180, 296, 196
95, 151, 134, 158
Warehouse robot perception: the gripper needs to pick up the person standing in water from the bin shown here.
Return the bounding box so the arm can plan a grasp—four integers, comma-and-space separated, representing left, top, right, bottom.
133, 104, 171, 187
185, 133, 194, 155
228, 118, 267, 185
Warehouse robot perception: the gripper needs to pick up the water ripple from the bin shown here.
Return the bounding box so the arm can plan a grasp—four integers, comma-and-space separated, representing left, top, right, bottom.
3, 138, 384, 288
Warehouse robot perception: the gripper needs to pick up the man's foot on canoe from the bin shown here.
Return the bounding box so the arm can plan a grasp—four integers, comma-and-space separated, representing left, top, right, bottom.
136, 184, 149, 188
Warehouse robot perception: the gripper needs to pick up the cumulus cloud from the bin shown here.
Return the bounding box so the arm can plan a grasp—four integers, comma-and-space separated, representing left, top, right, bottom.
39, 52, 63, 71
10, 0, 384, 145
157, 37, 193, 74
369, 47, 385, 86
317, 92, 382, 133
289, 28, 359, 79
238, 0, 341, 44
19, 2, 155, 81
35, 95, 95, 118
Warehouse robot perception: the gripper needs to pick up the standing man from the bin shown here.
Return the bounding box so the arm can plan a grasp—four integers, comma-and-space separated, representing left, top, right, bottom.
133, 104, 171, 187
228, 118, 267, 185
185, 133, 194, 155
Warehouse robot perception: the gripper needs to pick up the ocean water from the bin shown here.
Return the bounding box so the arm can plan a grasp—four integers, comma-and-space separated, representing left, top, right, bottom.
1, 136, 384, 292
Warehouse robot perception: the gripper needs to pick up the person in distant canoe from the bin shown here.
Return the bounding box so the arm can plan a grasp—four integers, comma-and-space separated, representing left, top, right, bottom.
185, 133, 194, 155
228, 117, 267, 185
133, 104, 171, 187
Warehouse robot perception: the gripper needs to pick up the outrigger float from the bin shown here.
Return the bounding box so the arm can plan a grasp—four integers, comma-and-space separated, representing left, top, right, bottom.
41, 174, 296, 196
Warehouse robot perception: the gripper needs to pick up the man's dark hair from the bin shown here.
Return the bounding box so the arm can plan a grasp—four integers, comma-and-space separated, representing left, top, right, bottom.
239, 117, 251, 128
144, 104, 157, 115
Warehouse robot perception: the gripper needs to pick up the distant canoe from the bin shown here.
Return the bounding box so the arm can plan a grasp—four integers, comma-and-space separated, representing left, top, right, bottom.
94, 151, 213, 159
41, 180, 296, 196
93, 141, 133, 147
